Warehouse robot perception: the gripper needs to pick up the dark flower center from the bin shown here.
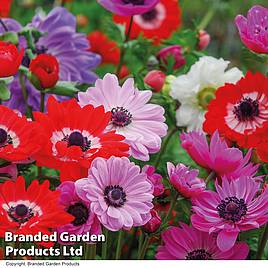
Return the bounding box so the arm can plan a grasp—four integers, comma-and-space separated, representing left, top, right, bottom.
186, 249, 212, 260
141, 9, 158, 21
67, 202, 89, 226
63, 131, 91, 152
111, 107, 132, 127
217, 196, 247, 222
104, 185, 127, 207
8, 203, 34, 224
122, 0, 145, 5
68, 131, 84, 147
0, 128, 8, 144
233, 97, 259, 122
15, 204, 28, 217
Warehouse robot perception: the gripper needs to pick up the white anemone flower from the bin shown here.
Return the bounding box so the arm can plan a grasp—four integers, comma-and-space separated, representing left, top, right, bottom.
170, 56, 243, 131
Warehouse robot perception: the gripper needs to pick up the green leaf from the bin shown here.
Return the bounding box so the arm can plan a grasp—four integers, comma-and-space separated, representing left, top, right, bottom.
0, 32, 19, 45
0, 81, 11, 101
45, 81, 80, 97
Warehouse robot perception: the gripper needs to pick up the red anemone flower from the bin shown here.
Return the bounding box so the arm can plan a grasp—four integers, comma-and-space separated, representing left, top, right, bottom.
0, 0, 12, 18
113, 0, 181, 45
0, 41, 24, 78
33, 97, 129, 181
0, 105, 41, 162
204, 72, 268, 148
0, 176, 73, 240
88, 31, 120, 65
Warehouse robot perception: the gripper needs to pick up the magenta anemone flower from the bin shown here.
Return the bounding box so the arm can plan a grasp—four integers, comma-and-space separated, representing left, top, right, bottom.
78, 73, 167, 161
75, 157, 154, 231
56, 181, 101, 243
235, 5, 268, 54
97, 0, 160, 16
156, 223, 249, 260
142, 165, 164, 197
180, 130, 261, 180
167, 162, 206, 198
191, 176, 268, 252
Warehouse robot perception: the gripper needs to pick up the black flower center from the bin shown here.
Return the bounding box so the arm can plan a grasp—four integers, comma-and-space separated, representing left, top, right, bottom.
15, 204, 28, 217
186, 249, 212, 260
63, 131, 91, 152
67, 202, 89, 226
68, 132, 84, 147
8, 203, 34, 224
104, 185, 127, 207
141, 9, 158, 21
233, 97, 259, 122
111, 107, 132, 127
0, 128, 8, 144
217, 196, 247, 222
122, 0, 145, 5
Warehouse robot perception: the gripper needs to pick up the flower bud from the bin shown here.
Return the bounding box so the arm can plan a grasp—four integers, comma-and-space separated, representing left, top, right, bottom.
197, 30, 210, 51
142, 165, 164, 197
157, 45, 185, 70
0, 41, 24, 78
144, 70, 166, 93
29, 54, 59, 89
143, 209, 161, 233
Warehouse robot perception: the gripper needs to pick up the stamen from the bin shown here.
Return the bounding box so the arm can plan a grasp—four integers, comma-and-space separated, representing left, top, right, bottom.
217, 196, 247, 222
67, 202, 89, 226
141, 9, 158, 21
111, 107, 132, 127
186, 249, 212, 260
104, 185, 127, 207
8, 204, 34, 223
233, 97, 259, 122
122, 0, 145, 5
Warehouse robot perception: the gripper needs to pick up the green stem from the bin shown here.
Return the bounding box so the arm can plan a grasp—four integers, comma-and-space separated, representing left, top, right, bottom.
19, 72, 32, 119
205, 170, 216, 184
137, 229, 144, 258
116, 16, 134, 77
197, 7, 215, 30
154, 127, 178, 169
164, 192, 179, 223
0, 18, 8, 32
40, 92, 45, 113
138, 235, 150, 260
115, 230, 123, 260
101, 228, 108, 260
86, 244, 96, 260
256, 224, 268, 259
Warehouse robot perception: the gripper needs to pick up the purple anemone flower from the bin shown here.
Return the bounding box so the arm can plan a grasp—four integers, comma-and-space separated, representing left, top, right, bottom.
97, 0, 160, 16
56, 181, 101, 244
235, 5, 268, 54
0, 8, 101, 114
30, 7, 101, 84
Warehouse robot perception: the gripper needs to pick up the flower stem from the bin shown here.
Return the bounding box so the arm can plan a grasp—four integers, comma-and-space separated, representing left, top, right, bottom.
116, 16, 134, 77
197, 7, 215, 30
86, 244, 96, 260
205, 170, 216, 184
19, 72, 33, 119
0, 18, 8, 32
164, 192, 179, 223
154, 127, 178, 169
101, 228, 108, 260
137, 229, 144, 258
138, 234, 150, 260
40, 92, 45, 113
115, 230, 123, 260
256, 223, 268, 259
